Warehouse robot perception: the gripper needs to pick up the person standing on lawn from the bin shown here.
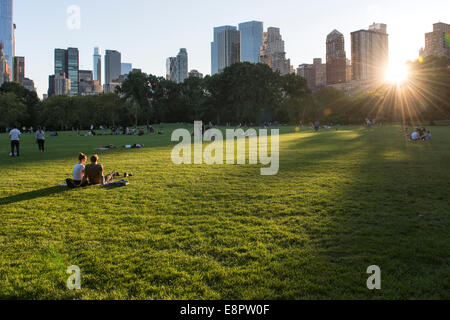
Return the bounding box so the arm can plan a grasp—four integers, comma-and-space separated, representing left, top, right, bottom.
9, 125, 21, 157
35, 126, 45, 153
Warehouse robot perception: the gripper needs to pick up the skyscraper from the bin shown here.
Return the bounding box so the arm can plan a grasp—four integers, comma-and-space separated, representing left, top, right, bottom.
211, 25, 237, 75
93, 47, 102, 85
217, 29, 240, 73
166, 57, 176, 81
351, 23, 389, 81
176, 48, 188, 83
104, 50, 121, 85
326, 30, 347, 85
166, 49, 188, 83
54, 72, 71, 96
53, 48, 79, 96
422, 22, 450, 58
259, 27, 291, 75
0, 45, 11, 86
121, 63, 132, 75
0, 0, 14, 74
13, 55, 24, 82
67, 47, 79, 96
239, 21, 263, 64
54, 48, 67, 75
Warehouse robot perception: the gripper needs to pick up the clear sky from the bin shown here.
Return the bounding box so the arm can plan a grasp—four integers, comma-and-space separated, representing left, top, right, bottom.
13, 0, 450, 98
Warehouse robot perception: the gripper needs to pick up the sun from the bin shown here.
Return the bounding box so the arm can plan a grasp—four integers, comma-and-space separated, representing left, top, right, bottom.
385, 64, 409, 84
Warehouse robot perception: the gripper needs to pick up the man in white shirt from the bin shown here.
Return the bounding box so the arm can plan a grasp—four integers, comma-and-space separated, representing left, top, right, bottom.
9, 125, 21, 157
411, 131, 419, 141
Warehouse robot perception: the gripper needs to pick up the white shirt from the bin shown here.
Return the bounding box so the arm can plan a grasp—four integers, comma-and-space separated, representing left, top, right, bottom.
411, 132, 419, 140
9, 129, 21, 141
73, 163, 85, 181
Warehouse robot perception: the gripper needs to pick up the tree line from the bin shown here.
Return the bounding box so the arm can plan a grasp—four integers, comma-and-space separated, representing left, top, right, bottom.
1, 56, 449, 131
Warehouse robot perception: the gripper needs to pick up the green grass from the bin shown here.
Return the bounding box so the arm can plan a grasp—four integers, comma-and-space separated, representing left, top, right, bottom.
0, 124, 449, 299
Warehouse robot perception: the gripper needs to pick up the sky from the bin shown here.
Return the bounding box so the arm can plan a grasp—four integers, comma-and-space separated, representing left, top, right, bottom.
13, 0, 450, 98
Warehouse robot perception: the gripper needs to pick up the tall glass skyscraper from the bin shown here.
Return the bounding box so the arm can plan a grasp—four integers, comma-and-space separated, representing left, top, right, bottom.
239, 21, 263, 64
54, 48, 67, 75
104, 50, 121, 84
67, 48, 79, 96
217, 29, 241, 73
93, 47, 102, 85
121, 63, 132, 75
211, 25, 236, 75
176, 48, 188, 83
54, 48, 79, 96
0, 0, 14, 73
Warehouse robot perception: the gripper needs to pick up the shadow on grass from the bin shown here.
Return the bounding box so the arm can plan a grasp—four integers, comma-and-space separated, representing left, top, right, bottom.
0, 186, 70, 206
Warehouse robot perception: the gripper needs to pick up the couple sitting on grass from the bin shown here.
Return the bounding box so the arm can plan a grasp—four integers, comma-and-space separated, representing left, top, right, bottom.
66, 153, 121, 188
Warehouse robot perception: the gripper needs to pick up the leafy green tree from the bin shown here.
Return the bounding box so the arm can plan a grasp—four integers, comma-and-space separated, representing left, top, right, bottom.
0, 92, 28, 129
116, 71, 152, 127
0, 82, 41, 127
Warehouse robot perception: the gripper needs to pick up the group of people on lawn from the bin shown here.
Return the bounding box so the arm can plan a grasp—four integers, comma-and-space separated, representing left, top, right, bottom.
66, 153, 119, 188
405, 127, 432, 141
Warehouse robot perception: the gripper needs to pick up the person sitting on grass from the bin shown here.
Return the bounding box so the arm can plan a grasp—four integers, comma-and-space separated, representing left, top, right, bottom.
66, 153, 87, 188
411, 129, 420, 141
425, 131, 432, 141
82, 154, 118, 185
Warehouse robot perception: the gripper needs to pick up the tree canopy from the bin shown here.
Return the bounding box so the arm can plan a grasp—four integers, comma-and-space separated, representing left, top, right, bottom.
0, 56, 449, 131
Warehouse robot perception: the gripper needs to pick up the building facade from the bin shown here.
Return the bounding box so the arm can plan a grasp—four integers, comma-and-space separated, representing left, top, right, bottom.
313, 58, 327, 89
93, 47, 101, 85
297, 58, 326, 92
67, 47, 79, 96
104, 50, 121, 85
54, 48, 79, 96
0, 0, 14, 75
297, 64, 316, 91
166, 49, 188, 83
211, 25, 237, 75
13, 55, 23, 82
351, 23, 389, 81
217, 29, 240, 74
0, 46, 11, 86
79, 69, 102, 95
188, 69, 203, 78
326, 29, 347, 85
54, 72, 71, 96
422, 22, 450, 58
259, 27, 291, 75
239, 21, 263, 64
166, 57, 176, 81
121, 62, 132, 75
21, 77, 35, 92
176, 48, 188, 83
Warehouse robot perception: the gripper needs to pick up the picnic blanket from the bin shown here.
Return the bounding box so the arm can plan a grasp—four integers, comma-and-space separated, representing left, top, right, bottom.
62, 180, 129, 188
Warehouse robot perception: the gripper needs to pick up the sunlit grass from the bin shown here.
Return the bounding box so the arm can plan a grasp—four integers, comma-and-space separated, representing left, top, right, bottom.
0, 125, 449, 299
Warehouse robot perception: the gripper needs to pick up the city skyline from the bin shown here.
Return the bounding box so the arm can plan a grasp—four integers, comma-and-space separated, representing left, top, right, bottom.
11, 0, 450, 97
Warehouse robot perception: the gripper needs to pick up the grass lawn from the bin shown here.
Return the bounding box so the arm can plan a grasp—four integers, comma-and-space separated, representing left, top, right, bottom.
0, 124, 449, 299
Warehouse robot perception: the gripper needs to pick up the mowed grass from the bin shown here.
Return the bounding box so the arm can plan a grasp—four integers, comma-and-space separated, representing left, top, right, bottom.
0, 124, 449, 300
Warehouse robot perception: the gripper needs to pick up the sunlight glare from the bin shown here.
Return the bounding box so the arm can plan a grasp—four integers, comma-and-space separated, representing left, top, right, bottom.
385, 64, 409, 84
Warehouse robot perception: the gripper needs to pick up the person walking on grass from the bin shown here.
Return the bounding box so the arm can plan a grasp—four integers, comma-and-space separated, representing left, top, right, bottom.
9, 125, 21, 157
35, 126, 45, 153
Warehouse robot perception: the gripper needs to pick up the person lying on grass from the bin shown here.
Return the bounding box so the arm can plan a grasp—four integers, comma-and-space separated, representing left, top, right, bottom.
81, 154, 119, 186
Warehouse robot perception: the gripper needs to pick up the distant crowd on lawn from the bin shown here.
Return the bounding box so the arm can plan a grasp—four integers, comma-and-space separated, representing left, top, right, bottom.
81, 124, 164, 137
405, 126, 432, 142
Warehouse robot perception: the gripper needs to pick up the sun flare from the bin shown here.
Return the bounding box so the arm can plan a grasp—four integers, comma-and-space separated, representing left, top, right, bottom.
385, 64, 409, 84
